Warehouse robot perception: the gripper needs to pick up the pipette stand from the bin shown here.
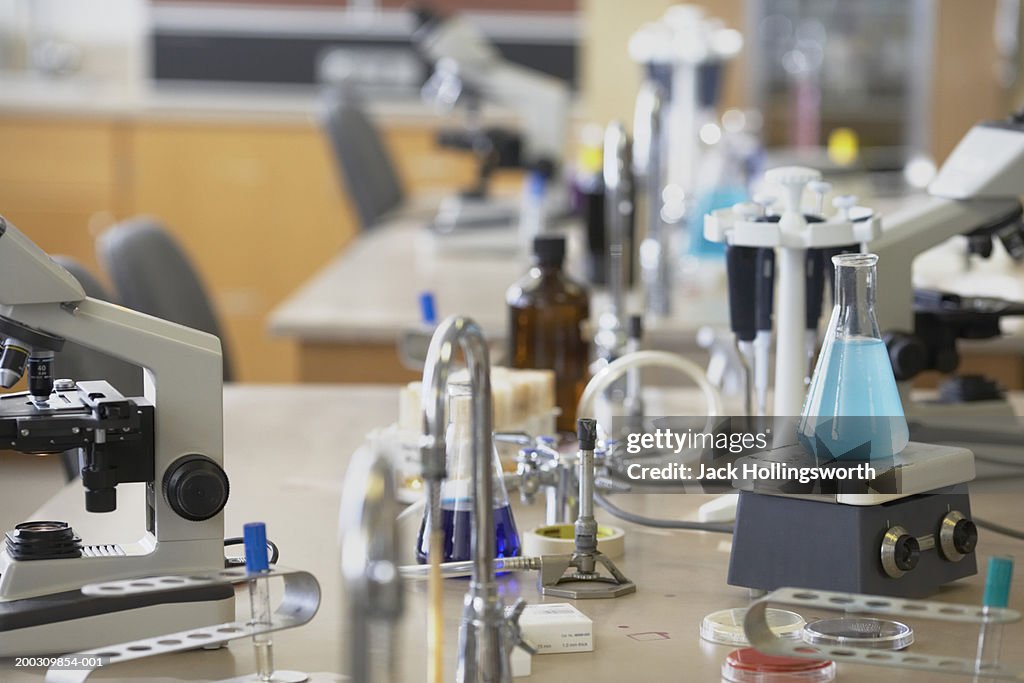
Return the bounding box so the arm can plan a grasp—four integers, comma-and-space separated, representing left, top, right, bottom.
704, 166, 881, 416
706, 169, 978, 599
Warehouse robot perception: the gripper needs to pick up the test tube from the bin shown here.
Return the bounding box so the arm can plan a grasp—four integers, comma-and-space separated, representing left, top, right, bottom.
975, 555, 1013, 680
244, 522, 275, 682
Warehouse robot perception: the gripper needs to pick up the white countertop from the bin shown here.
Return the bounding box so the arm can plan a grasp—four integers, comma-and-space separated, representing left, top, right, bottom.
1, 383, 1023, 681
267, 212, 730, 352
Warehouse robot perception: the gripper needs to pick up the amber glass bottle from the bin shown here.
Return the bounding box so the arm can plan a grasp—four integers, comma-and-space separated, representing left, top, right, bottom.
506, 235, 590, 432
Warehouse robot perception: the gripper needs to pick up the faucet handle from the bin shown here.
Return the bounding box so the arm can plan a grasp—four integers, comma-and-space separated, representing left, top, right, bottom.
504, 598, 538, 656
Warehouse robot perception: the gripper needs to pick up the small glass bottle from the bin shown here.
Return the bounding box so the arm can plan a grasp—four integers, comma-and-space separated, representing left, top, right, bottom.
507, 235, 590, 432
415, 384, 521, 564
798, 253, 909, 461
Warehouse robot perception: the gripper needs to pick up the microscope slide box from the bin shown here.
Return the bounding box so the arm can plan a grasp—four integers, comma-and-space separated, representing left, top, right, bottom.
520, 602, 594, 654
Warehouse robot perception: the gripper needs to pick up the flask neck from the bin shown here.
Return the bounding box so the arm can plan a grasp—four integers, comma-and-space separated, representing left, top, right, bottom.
833, 255, 881, 340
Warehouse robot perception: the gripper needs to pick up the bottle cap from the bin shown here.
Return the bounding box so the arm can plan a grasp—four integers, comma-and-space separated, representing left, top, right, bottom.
243, 522, 269, 573
722, 648, 835, 683
577, 418, 597, 450
419, 291, 437, 326
628, 315, 644, 341
533, 235, 566, 267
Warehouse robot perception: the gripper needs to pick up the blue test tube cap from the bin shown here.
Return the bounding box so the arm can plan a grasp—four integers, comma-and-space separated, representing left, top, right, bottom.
243, 522, 269, 573
983, 555, 1014, 608
419, 291, 437, 326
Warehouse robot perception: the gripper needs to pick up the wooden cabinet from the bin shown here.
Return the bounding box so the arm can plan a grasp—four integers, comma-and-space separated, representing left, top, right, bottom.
0, 113, 511, 383
124, 120, 356, 382
0, 116, 126, 274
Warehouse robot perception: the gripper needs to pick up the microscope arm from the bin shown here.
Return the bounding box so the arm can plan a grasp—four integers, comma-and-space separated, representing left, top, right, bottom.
871, 195, 1022, 333
0, 218, 84, 305
0, 297, 225, 543
483, 63, 569, 169
414, 12, 569, 171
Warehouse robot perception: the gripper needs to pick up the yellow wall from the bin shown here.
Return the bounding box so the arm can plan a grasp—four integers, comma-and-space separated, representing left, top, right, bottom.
581, 0, 1010, 163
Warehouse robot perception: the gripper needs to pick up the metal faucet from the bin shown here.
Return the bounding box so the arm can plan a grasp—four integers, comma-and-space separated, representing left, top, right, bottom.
634, 81, 672, 318
340, 442, 404, 683
421, 315, 527, 683
598, 121, 633, 362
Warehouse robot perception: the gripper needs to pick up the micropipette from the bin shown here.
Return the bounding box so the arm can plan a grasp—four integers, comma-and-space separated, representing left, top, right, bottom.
804, 248, 825, 382
754, 248, 775, 416
244, 522, 275, 683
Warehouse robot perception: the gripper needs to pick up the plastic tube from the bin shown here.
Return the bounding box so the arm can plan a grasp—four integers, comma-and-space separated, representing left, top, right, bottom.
243, 522, 274, 683
975, 556, 1013, 680
577, 350, 723, 421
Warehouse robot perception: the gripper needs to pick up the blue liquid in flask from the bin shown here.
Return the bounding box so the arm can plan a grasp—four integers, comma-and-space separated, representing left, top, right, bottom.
798, 337, 909, 461
415, 503, 521, 564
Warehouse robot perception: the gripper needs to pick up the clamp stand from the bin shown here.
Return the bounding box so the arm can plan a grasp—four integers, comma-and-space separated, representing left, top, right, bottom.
539, 419, 636, 599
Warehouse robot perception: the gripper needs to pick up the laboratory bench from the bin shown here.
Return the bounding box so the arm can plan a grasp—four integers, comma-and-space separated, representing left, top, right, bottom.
268, 211, 1024, 388
2, 384, 1023, 681
267, 217, 732, 383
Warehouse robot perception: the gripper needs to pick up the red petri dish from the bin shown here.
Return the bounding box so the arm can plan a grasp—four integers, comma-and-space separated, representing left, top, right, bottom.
722, 647, 836, 682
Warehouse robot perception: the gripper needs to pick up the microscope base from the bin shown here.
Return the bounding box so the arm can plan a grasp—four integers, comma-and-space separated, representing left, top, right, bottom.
727, 486, 977, 599
0, 584, 233, 656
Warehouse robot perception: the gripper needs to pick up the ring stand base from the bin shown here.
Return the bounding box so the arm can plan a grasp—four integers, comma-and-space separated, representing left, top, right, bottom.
538, 551, 637, 599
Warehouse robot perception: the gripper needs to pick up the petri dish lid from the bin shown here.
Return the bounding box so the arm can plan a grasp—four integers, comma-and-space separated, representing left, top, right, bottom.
701, 608, 806, 646
723, 647, 835, 683
803, 617, 914, 650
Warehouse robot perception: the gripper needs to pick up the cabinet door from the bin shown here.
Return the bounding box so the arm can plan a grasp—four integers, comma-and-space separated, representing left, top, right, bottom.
0, 116, 123, 274
126, 121, 355, 382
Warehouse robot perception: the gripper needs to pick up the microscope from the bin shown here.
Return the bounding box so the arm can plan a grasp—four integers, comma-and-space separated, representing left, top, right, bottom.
0, 217, 232, 655
874, 112, 1024, 417
412, 7, 571, 234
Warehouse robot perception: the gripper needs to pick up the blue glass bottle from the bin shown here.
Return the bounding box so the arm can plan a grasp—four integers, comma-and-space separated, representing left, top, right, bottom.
798, 253, 909, 461
416, 384, 521, 564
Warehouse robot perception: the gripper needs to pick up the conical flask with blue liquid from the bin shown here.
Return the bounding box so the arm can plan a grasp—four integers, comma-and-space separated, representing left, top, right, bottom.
416, 383, 521, 564
798, 253, 909, 461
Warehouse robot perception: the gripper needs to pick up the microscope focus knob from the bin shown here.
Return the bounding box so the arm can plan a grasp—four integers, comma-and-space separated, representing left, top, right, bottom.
163, 455, 230, 522
884, 332, 928, 381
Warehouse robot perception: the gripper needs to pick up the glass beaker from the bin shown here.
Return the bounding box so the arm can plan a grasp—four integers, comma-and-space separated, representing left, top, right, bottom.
798, 253, 909, 461
416, 384, 521, 564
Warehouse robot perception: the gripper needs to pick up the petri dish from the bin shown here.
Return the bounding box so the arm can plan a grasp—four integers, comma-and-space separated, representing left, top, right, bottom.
722, 647, 836, 683
701, 608, 806, 646
803, 617, 914, 650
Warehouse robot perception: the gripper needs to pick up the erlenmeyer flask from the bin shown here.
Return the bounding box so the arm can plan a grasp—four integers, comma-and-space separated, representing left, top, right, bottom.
416, 383, 521, 563
798, 253, 909, 461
